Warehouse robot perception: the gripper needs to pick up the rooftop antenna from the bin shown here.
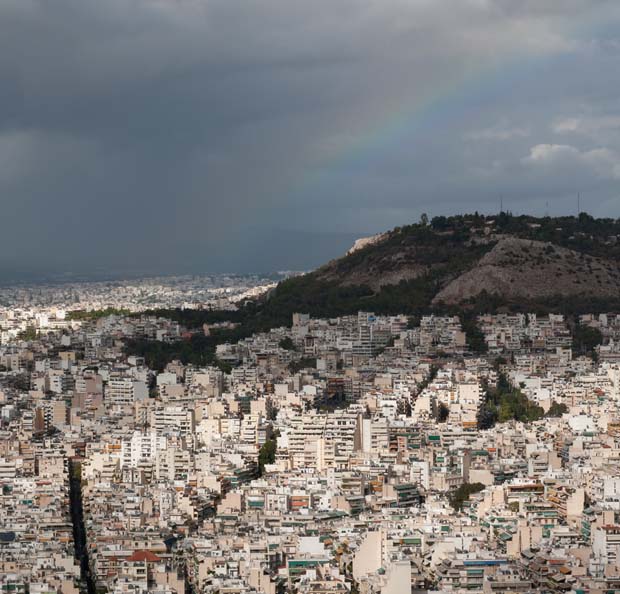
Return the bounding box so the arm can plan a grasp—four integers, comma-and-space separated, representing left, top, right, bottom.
545, 201, 549, 217
500, 195, 503, 213
577, 193, 581, 216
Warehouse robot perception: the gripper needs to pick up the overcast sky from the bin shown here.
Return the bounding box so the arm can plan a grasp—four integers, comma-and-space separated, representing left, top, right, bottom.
2, 0, 620, 278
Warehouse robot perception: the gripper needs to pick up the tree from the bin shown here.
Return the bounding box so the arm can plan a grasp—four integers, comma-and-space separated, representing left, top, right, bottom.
278, 337, 296, 351
448, 483, 485, 511
215, 359, 233, 374
6, 373, 31, 392
417, 365, 439, 394
546, 401, 568, 417
18, 327, 38, 341
420, 213, 429, 226
493, 356, 507, 371
460, 315, 488, 354
67, 307, 130, 320
437, 402, 450, 423
478, 373, 544, 428
288, 358, 316, 374
572, 324, 603, 357
258, 438, 277, 475
478, 403, 498, 430
407, 316, 420, 329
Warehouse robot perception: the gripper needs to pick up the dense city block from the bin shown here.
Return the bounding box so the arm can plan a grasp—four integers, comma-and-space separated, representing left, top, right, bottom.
2, 277, 620, 593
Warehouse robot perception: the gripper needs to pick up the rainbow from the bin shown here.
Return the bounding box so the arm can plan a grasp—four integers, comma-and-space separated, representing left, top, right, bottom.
290, 12, 609, 215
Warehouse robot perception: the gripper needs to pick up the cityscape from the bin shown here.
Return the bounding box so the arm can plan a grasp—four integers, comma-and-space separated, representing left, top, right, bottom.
4, 1, 620, 593
2, 253, 620, 593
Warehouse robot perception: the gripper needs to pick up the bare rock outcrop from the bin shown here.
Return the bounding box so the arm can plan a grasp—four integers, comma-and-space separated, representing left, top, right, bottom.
433, 238, 620, 304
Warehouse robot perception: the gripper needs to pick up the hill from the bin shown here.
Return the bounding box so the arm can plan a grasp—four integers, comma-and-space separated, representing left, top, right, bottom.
247, 212, 620, 324
125, 213, 620, 368
141, 213, 620, 331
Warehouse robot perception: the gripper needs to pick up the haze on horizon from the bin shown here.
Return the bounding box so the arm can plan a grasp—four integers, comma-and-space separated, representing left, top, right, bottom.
2, 0, 620, 281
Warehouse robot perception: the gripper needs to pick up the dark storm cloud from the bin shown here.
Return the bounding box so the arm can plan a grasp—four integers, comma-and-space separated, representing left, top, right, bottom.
1, 0, 620, 278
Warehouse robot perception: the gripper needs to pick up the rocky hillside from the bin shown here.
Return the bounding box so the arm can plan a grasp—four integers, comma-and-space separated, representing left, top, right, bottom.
253, 213, 620, 322
434, 237, 620, 305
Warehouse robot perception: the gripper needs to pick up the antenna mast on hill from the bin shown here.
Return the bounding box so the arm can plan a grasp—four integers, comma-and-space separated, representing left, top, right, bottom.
577, 193, 581, 215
